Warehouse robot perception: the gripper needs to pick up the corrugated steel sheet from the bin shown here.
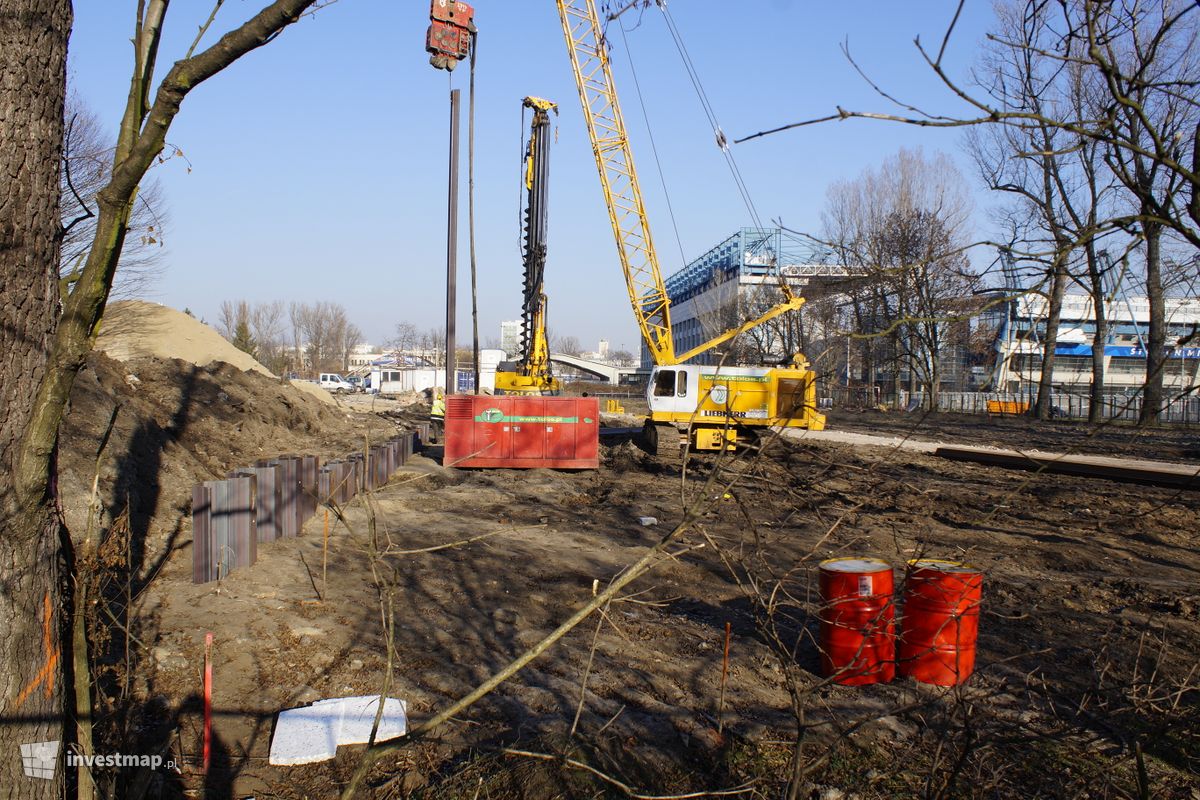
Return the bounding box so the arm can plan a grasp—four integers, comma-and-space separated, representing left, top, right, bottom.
191, 429, 418, 584
192, 484, 213, 583
266, 456, 303, 539
300, 455, 320, 524
193, 475, 257, 583
236, 465, 283, 543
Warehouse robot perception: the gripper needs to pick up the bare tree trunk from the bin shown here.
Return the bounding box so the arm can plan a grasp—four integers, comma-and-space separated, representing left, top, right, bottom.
849, 296, 870, 402
927, 347, 940, 412
1086, 246, 1109, 424
1140, 220, 1166, 426
4, 2, 320, 792
1034, 258, 1068, 420
0, 0, 72, 794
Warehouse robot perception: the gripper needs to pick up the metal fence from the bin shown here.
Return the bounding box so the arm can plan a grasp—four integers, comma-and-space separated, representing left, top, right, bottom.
900, 391, 1200, 425
191, 431, 420, 584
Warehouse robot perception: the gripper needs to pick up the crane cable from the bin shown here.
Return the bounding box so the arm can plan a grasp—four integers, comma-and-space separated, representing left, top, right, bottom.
616, 15, 688, 270
656, 3, 793, 298
659, 4, 764, 230
517, 102, 527, 267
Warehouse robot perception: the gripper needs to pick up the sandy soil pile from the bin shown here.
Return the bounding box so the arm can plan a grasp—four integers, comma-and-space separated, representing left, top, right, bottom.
97, 300, 272, 375
95, 300, 334, 405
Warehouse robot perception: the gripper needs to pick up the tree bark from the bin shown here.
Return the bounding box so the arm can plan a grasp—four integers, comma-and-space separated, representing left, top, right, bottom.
1086, 245, 1108, 424
1034, 258, 1068, 420
1140, 219, 1166, 426
0, 0, 72, 795
3, 2, 321, 795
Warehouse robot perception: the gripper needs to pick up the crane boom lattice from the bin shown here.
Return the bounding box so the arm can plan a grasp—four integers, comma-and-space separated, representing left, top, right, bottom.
556, 0, 675, 365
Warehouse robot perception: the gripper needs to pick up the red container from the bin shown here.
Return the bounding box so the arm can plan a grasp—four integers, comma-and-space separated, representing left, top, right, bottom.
818, 557, 895, 686
898, 559, 983, 686
444, 396, 600, 469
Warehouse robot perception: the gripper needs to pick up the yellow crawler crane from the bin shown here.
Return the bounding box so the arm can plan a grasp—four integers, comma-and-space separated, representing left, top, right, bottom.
554, 0, 825, 460
495, 96, 563, 396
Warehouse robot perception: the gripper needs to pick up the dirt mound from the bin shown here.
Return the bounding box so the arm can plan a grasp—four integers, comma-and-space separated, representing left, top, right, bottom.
57, 351, 397, 553
286, 378, 336, 405
602, 439, 650, 472
96, 300, 271, 374
95, 300, 336, 406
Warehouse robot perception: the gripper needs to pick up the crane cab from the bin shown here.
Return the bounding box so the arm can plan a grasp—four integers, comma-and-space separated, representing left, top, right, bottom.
645, 364, 826, 454
647, 365, 701, 415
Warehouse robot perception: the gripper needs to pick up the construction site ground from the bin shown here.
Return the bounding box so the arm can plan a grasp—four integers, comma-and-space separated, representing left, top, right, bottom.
63, 348, 1200, 799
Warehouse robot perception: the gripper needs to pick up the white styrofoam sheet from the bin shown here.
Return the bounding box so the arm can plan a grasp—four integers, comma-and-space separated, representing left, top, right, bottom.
268, 702, 342, 765
269, 695, 408, 766
337, 696, 408, 745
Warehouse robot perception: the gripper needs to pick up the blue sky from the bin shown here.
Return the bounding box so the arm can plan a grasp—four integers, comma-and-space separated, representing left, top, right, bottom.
68, 1, 997, 352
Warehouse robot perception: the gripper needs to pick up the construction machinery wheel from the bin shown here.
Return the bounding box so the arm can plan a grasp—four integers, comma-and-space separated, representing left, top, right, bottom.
641, 420, 683, 467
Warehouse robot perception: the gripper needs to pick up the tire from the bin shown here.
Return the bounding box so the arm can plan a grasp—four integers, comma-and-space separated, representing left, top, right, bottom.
641, 420, 682, 467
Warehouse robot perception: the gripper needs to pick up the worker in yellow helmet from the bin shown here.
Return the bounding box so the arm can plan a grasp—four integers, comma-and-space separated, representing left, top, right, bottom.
430, 387, 446, 442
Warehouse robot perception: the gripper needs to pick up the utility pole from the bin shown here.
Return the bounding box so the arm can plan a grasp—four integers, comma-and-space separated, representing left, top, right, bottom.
468, 31, 481, 395
426, 2, 473, 395
446, 88, 461, 395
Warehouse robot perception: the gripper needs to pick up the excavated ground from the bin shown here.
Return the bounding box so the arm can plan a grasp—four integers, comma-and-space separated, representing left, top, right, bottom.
59, 370, 1200, 799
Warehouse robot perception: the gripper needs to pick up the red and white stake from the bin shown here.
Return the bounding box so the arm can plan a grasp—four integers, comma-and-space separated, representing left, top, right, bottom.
203, 632, 213, 773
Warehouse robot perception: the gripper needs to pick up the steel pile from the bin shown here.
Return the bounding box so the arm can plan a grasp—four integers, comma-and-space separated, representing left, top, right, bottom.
192, 431, 419, 584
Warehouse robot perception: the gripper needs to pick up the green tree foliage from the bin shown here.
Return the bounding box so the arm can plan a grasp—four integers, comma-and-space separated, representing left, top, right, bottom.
232, 318, 257, 358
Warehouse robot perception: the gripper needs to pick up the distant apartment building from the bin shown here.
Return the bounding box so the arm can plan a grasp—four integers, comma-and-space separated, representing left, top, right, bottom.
500, 320, 522, 358
579, 340, 611, 362
347, 343, 385, 371
989, 293, 1200, 392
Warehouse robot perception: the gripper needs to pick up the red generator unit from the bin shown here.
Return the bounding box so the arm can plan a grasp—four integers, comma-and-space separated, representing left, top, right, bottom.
444, 395, 600, 469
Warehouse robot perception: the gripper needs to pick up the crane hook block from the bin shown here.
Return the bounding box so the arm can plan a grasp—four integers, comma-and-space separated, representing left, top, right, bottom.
426, 0, 474, 71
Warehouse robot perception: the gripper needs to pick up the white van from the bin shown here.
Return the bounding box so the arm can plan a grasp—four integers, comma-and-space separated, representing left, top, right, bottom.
319, 373, 356, 393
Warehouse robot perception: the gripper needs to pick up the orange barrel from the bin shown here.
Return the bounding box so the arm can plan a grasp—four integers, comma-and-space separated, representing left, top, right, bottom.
898, 559, 983, 686
818, 558, 895, 686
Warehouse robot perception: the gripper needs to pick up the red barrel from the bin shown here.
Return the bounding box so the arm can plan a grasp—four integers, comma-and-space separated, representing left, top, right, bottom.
818, 558, 895, 686
898, 559, 983, 686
